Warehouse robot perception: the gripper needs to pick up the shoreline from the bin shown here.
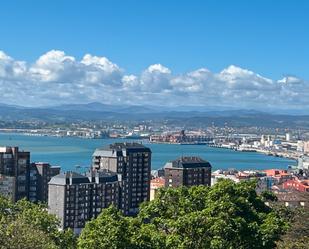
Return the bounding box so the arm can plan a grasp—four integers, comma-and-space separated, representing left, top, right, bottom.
208, 144, 299, 161
0, 132, 298, 170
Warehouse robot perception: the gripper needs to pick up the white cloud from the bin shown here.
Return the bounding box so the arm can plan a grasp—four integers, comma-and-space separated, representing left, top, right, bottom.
217, 65, 276, 91
81, 54, 122, 85
0, 51, 27, 80
147, 64, 171, 74
171, 68, 212, 93
137, 64, 172, 92
0, 49, 308, 109
277, 76, 303, 84
122, 74, 139, 89
29, 50, 122, 85
30, 50, 79, 82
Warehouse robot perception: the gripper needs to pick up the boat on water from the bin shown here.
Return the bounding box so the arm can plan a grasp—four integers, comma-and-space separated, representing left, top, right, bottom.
180, 141, 214, 145
237, 149, 257, 152
123, 132, 150, 139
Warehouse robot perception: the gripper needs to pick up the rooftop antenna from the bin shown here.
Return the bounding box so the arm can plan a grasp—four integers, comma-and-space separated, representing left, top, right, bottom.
75, 164, 88, 174
75, 164, 81, 173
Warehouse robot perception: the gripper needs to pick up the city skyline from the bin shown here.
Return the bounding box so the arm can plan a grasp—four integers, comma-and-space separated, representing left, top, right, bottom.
0, 1, 308, 247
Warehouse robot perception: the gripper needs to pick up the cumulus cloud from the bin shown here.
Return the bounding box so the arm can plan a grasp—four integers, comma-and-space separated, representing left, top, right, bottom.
29, 50, 122, 85
0, 51, 27, 80
0, 49, 308, 109
171, 68, 211, 93
81, 54, 122, 85
30, 50, 79, 82
217, 65, 276, 91
139, 64, 172, 92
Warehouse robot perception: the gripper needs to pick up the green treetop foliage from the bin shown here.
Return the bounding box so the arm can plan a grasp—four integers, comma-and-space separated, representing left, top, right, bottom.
78, 206, 132, 249
1, 179, 303, 249
78, 179, 289, 249
0, 196, 76, 249
276, 206, 309, 249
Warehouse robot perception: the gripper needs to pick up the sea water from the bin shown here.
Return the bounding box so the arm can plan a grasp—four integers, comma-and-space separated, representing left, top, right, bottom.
0, 133, 296, 172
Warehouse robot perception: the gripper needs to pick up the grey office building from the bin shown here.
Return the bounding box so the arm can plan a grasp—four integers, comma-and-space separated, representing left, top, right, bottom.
92, 142, 151, 215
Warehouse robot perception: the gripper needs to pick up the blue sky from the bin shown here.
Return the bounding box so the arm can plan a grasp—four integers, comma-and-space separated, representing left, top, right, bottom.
1, 0, 308, 78
0, 0, 308, 109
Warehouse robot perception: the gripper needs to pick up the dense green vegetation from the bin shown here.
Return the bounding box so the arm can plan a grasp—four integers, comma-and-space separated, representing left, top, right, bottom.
0, 196, 76, 249
1, 179, 307, 249
276, 205, 309, 249
79, 180, 289, 249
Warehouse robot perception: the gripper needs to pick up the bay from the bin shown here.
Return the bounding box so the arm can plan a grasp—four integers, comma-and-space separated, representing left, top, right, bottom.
0, 133, 296, 172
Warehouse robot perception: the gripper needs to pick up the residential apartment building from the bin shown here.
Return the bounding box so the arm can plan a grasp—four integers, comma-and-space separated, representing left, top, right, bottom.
0, 146, 30, 201
298, 156, 309, 170
29, 162, 60, 202
282, 178, 309, 192
150, 177, 165, 201
164, 156, 212, 188
0, 147, 60, 203
304, 141, 309, 154
263, 169, 293, 184
275, 191, 309, 208
48, 170, 119, 233
92, 142, 151, 215
0, 174, 15, 200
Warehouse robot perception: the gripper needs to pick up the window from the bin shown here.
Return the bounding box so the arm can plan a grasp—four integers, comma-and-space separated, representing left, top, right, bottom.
18, 186, 26, 192
18, 159, 27, 164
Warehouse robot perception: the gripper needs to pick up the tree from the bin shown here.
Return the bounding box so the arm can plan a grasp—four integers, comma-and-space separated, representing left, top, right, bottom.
78, 206, 132, 249
78, 180, 289, 249
138, 179, 288, 249
0, 196, 76, 249
276, 206, 309, 249
0, 218, 58, 249
261, 191, 278, 202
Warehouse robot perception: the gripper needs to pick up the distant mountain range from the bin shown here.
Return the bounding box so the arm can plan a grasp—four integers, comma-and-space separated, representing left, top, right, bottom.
0, 102, 309, 128
49, 102, 159, 114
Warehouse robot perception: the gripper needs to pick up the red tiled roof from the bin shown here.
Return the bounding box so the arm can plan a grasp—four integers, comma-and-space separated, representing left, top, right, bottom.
264, 169, 291, 177
151, 177, 165, 188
